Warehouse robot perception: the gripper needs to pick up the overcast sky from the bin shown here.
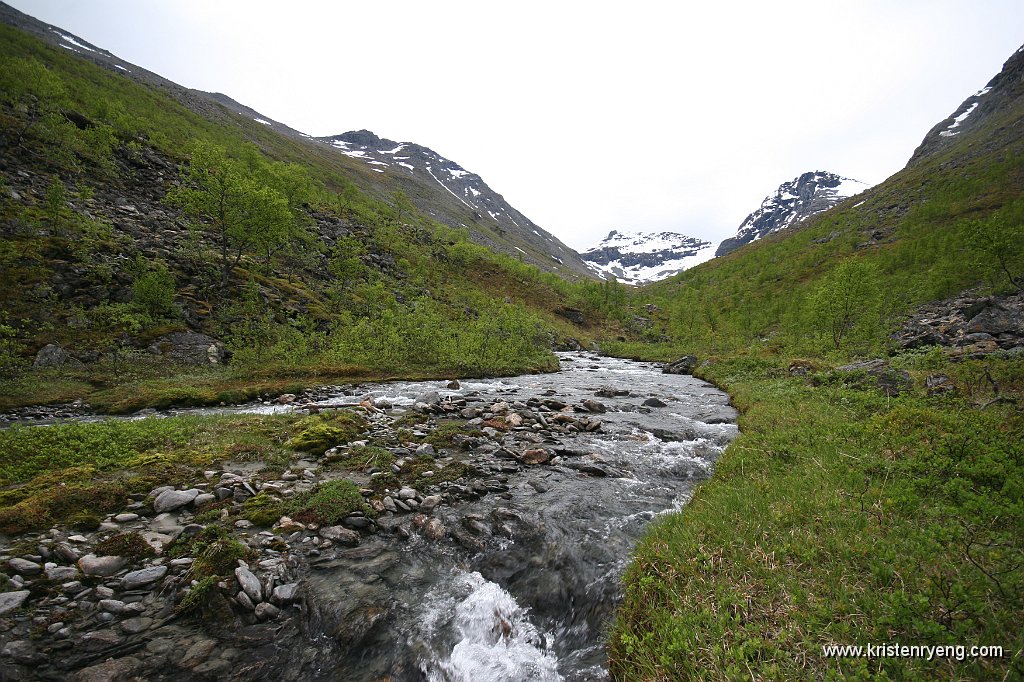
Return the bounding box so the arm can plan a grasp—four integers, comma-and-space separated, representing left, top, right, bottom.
9, 1, 1024, 250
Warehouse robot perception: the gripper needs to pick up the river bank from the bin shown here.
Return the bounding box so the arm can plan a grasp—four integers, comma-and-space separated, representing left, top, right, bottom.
0, 353, 737, 680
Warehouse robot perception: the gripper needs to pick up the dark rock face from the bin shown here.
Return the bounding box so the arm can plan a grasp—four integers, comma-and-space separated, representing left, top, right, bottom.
33, 344, 82, 368
147, 332, 228, 365
716, 171, 869, 257
556, 307, 587, 326
908, 43, 1024, 168
892, 291, 1024, 358
663, 355, 698, 375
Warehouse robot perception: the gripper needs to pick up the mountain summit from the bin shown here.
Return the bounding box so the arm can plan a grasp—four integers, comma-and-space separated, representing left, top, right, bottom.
316, 130, 594, 277
715, 171, 869, 257
581, 230, 714, 284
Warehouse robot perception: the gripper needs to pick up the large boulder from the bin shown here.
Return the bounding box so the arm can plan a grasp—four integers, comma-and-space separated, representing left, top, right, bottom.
663, 355, 698, 375
836, 359, 912, 397
33, 343, 82, 368
147, 331, 227, 365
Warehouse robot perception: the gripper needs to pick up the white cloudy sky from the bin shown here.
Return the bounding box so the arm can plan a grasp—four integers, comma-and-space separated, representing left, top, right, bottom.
9, 1, 1024, 250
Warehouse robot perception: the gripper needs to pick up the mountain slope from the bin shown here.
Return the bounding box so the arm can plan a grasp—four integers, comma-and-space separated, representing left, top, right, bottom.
610, 43, 1024, 682
0, 1, 592, 279
317, 129, 592, 276
581, 230, 714, 284
715, 171, 870, 257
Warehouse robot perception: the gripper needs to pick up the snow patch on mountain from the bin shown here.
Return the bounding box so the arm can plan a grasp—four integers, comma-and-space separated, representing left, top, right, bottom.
716, 171, 870, 257
582, 230, 716, 284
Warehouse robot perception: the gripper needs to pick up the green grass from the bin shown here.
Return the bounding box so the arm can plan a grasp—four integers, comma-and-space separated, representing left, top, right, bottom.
609, 353, 1024, 681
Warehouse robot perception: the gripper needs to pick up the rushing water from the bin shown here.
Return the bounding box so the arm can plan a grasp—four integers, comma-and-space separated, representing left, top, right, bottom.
271, 353, 738, 681
1, 353, 736, 680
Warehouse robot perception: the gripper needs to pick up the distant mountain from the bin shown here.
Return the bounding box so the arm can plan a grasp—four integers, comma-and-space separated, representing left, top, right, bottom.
581, 230, 715, 284
316, 130, 593, 277
716, 171, 870, 257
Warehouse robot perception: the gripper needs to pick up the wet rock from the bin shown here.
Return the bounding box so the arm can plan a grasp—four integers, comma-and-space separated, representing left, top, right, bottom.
595, 386, 630, 398
255, 602, 280, 621
153, 488, 200, 512
235, 566, 263, 603
580, 399, 606, 413
1, 640, 41, 665
419, 495, 441, 513
69, 656, 143, 682
447, 380, 461, 389
642, 397, 667, 407
663, 355, 698, 374
517, 448, 551, 465
236, 591, 255, 611
122, 565, 168, 589
78, 629, 125, 651
270, 582, 300, 606
78, 554, 127, 577
416, 390, 440, 405
45, 565, 79, 581
319, 526, 360, 546
120, 616, 153, 634
54, 543, 81, 563
7, 558, 41, 576
0, 590, 30, 616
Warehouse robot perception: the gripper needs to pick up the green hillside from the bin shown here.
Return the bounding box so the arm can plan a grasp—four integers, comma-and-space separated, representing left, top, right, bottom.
0, 23, 625, 413
607, 50, 1024, 681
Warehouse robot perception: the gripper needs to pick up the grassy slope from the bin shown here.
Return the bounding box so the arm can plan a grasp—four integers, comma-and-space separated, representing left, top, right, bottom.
0, 24, 616, 411
608, 60, 1024, 681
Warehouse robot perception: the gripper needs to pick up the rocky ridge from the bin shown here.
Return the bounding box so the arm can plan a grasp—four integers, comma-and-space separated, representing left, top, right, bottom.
715, 171, 870, 257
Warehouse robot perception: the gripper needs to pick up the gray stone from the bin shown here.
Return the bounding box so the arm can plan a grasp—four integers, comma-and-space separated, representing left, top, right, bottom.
122, 565, 168, 589
0, 590, 30, 616
416, 390, 441, 405
69, 656, 143, 682
7, 558, 41, 575
147, 331, 227, 365
99, 599, 130, 615
153, 488, 200, 512
419, 495, 441, 513
193, 493, 216, 507
319, 526, 359, 546
1, 639, 39, 665
120, 617, 153, 634
254, 602, 280, 620
45, 565, 79, 581
114, 513, 139, 523
78, 554, 127, 577
416, 443, 436, 456
54, 542, 81, 562
270, 582, 300, 606
235, 566, 262, 603
33, 344, 82, 368
236, 591, 255, 610
663, 355, 698, 374
397, 487, 418, 500
643, 397, 667, 407
78, 630, 125, 651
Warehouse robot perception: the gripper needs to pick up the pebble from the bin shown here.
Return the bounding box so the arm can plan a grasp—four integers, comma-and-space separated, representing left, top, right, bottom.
8, 558, 42, 575
114, 513, 140, 523
153, 488, 200, 513
235, 566, 263, 603
122, 565, 168, 589
78, 554, 128, 577
0, 590, 30, 616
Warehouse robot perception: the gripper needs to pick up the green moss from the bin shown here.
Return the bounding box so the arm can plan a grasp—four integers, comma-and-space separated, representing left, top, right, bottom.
423, 421, 482, 449
171, 525, 252, 579
287, 411, 366, 456
95, 532, 156, 561
177, 574, 220, 614
242, 492, 285, 527
288, 479, 370, 526
323, 445, 394, 471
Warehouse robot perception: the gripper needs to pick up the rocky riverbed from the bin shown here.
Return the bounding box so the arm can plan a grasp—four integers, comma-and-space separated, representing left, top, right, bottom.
0, 353, 737, 681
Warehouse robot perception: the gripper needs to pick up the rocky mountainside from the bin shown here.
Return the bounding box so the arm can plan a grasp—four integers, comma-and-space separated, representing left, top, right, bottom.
715, 171, 870, 257
317, 130, 591, 276
908, 45, 1024, 167
0, 1, 593, 279
581, 230, 714, 284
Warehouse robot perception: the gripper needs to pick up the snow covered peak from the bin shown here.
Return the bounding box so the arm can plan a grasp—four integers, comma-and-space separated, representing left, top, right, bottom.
716, 171, 870, 257
582, 230, 715, 284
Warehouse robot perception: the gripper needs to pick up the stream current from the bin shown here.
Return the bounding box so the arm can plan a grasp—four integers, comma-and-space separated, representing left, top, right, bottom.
268, 353, 738, 681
